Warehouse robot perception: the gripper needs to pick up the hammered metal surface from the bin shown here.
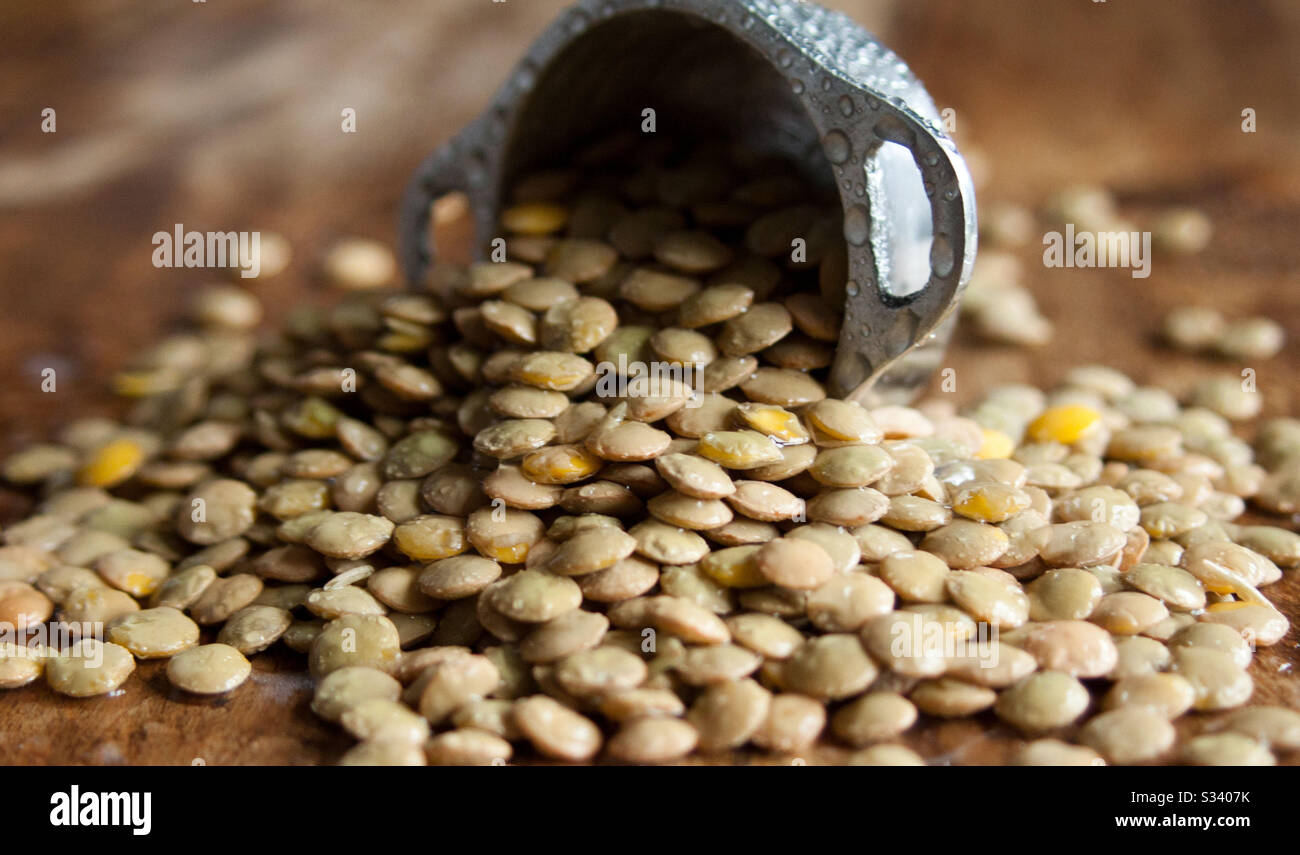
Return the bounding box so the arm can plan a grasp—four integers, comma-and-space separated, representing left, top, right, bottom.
399, 0, 976, 404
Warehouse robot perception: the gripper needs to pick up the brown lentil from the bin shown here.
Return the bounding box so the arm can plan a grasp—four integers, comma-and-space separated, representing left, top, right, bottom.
191, 574, 265, 625
0, 144, 1297, 771
217, 605, 293, 654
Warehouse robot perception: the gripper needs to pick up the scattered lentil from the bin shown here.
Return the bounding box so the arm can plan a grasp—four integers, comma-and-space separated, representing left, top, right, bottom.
0, 144, 1296, 770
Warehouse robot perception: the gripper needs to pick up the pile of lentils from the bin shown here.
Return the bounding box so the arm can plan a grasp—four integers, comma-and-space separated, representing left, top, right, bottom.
2, 136, 1299, 766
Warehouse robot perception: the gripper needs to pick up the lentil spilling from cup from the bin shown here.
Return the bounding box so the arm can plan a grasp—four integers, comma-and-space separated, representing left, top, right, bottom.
1, 135, 1298, 766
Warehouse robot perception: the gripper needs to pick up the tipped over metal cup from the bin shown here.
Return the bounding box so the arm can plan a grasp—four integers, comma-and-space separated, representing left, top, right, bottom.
399, 0, 976, 405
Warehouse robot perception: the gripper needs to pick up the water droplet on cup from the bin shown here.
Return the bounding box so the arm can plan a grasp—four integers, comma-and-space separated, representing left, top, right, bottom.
844, 205, 870, 246
824, 130, 850, 164
838, 95, 855, 117
931, 234, 955, 277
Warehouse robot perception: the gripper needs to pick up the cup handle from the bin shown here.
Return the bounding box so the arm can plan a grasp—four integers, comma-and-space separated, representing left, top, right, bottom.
830, 103, 977, 405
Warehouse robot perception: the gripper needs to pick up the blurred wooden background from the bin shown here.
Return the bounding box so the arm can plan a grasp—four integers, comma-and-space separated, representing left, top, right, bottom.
1, 0, 1299, 764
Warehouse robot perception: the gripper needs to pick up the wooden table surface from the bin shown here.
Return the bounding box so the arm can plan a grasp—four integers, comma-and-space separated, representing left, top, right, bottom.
1, 0, 1299, 765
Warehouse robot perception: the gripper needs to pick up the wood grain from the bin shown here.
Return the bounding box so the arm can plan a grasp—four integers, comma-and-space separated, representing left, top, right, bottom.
1, 0, 1298, 765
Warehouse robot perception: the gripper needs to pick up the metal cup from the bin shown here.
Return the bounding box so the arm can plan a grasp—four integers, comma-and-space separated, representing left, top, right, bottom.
399, 0, 976, 404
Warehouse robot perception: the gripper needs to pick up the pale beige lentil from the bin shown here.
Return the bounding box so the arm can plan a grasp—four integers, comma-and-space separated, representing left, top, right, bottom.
1219, 706, 1300, 750
519, 610, 609, 663
1010, 620, 1117, 678
107, 607, 200, 659
166, 643, 252, 694
911, 677, 998, 718
513, 695, 603, 761
309, 614, 401, 677
606, 717, 699, 763
0, 642, 44, 689
859, 611, 949, 678
1169, 647, 1254, 711
1090, 591, 1169, 635
554, 646, 647, 696
1110, 636, 1172, 680
0, 580, 54, 629
339, 738, 426, 767
846, 744, 927, 766
1026, 567, 1102, 621
1181, 732, 1275, 766
994, 671, 1090, 734
804, 574, 894, 633
1015, 739, 1105, 766
753, 538, 834, 590
751, 694, 826, 753
415, 654, 501, 723
598, 688, 686, 722
341, 698, 431, 743
61, 586, 140, 625
920, 520, 1010, 569
830, 692, 916, 747
490, 570, 582, 623
419, 555, 502, 600
1079, 707, 1176, 765
46, 640, 136, 698
425, 729, 514, 765
1103, 673, 1196, 719
780, 634, 877, 700
687, 678, 771, 752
